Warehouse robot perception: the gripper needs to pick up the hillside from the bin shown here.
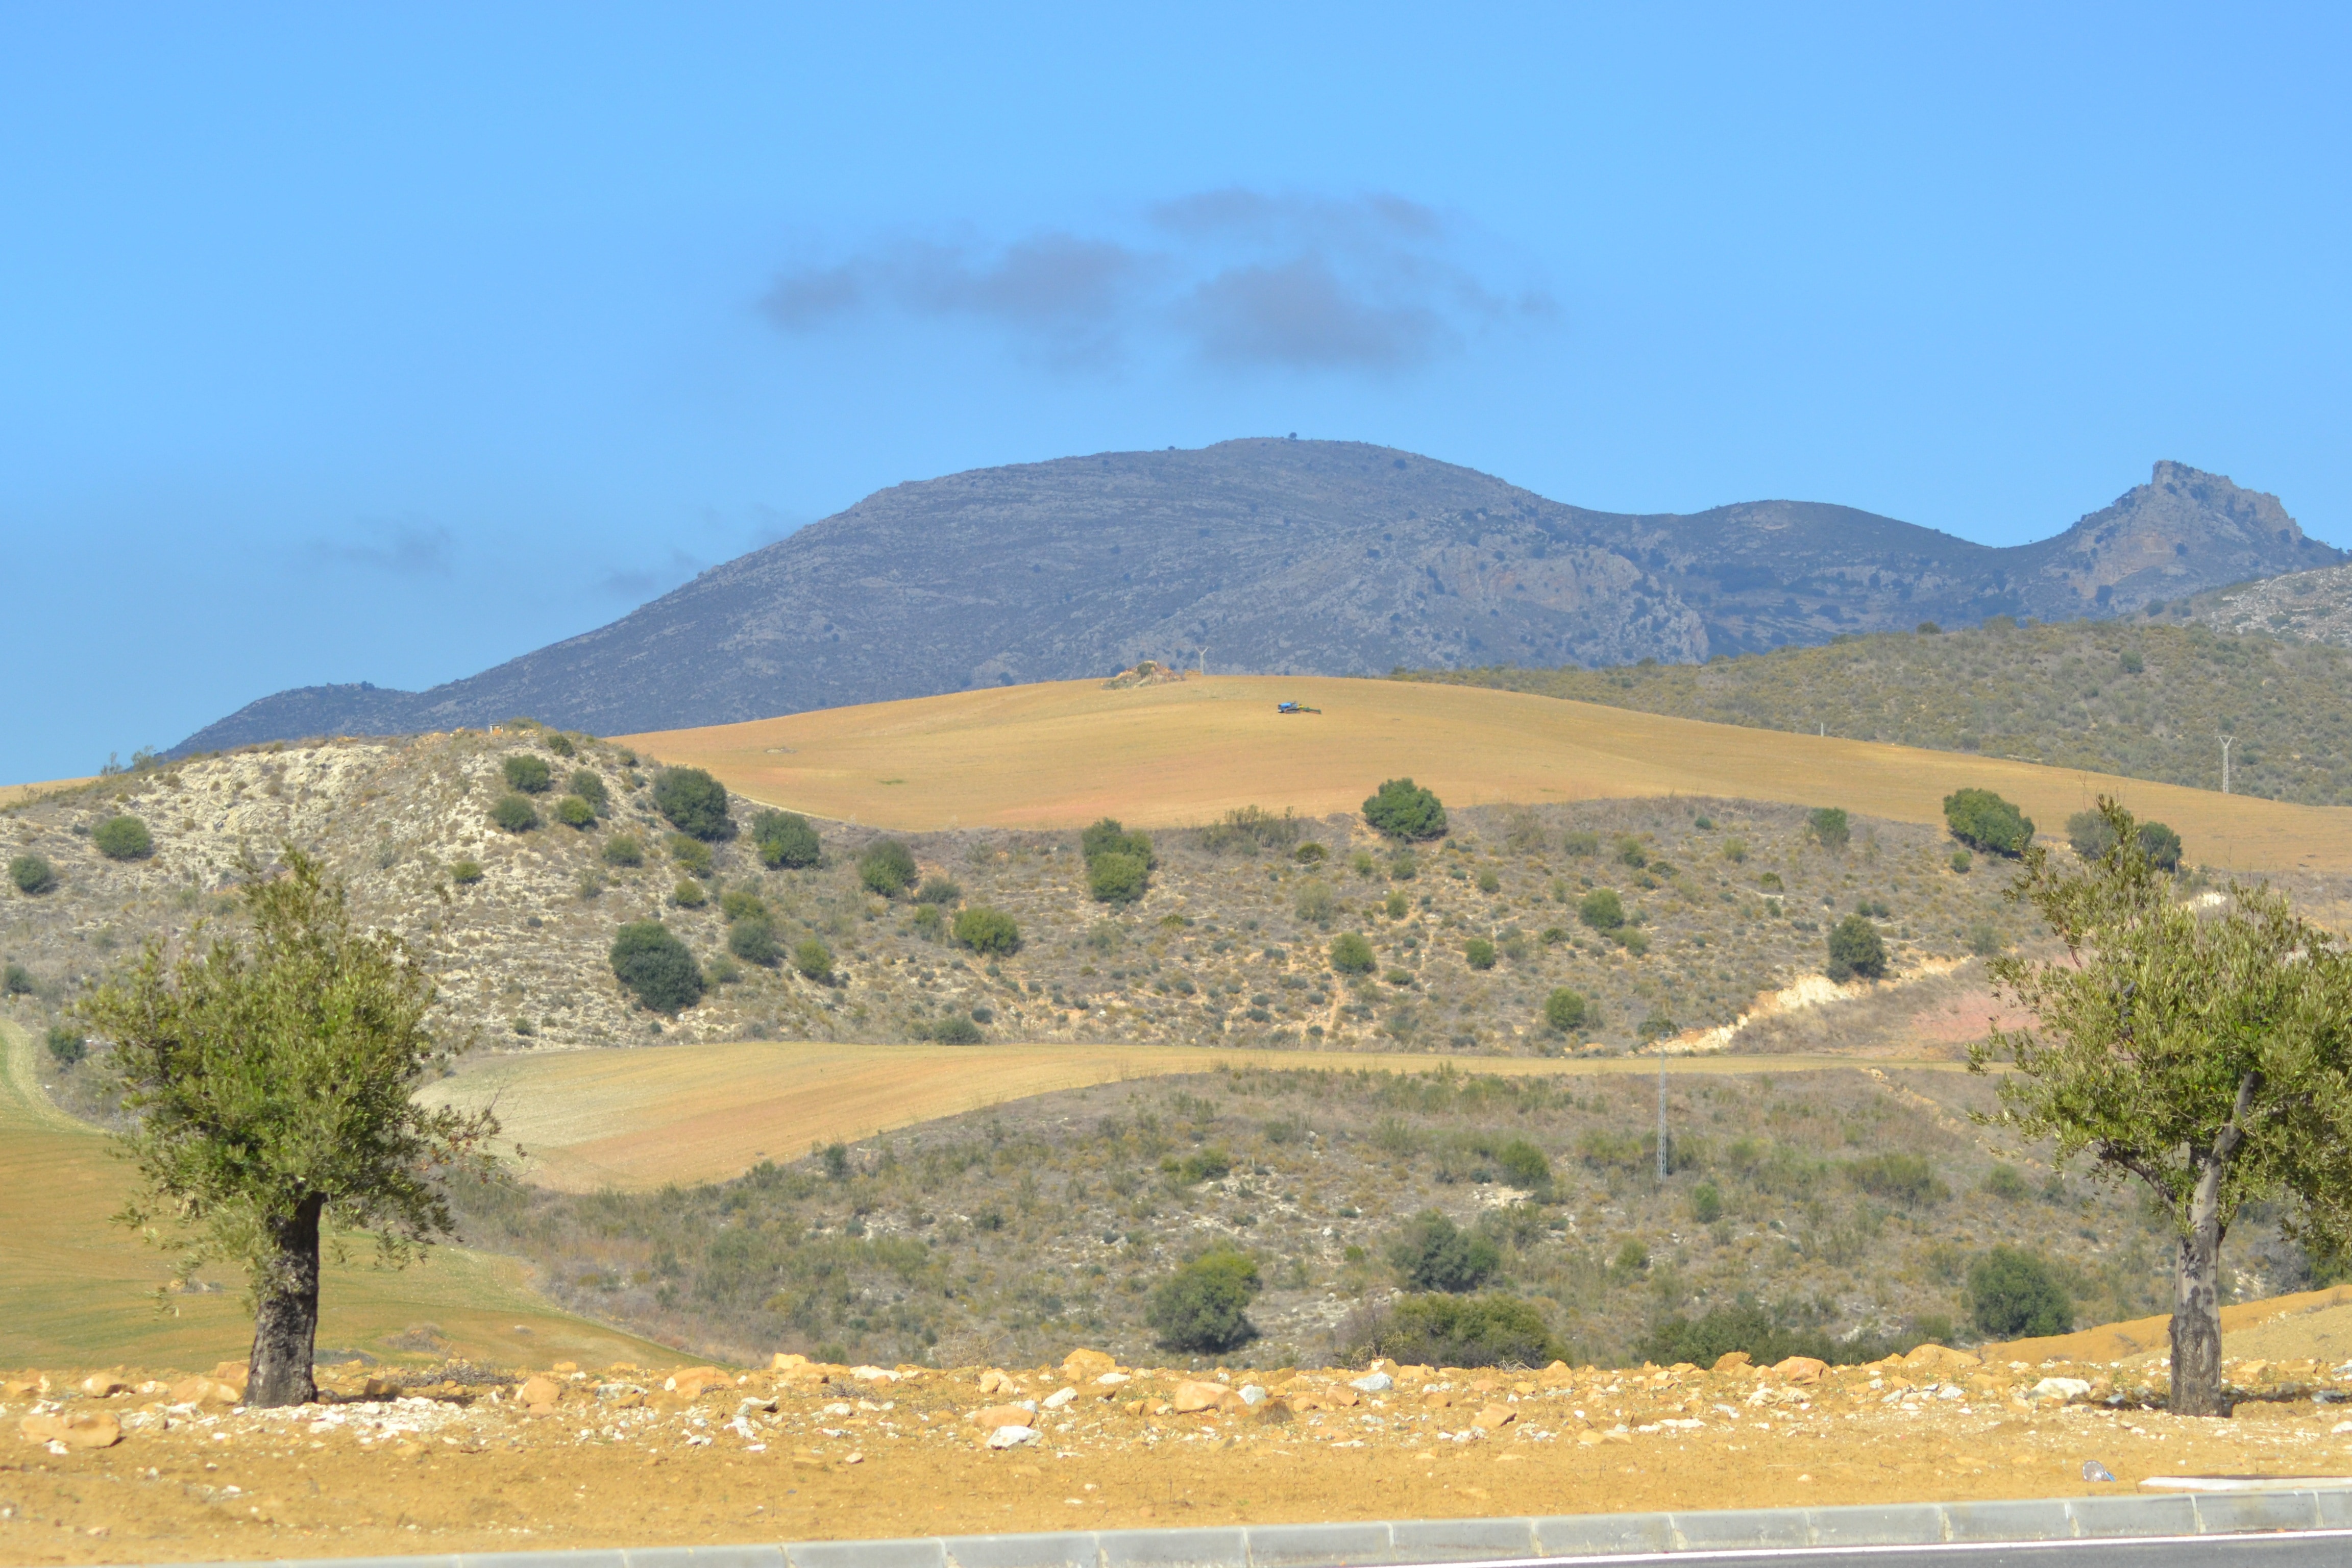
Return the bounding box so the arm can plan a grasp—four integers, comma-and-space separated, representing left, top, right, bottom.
171, 446, 2333, 753
1403, 619, 2352, 808
2189, 560, 2352, 647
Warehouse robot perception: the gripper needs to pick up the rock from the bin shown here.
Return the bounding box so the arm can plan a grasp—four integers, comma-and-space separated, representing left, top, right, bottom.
1326, 1386, 1361, 1408
1251, 1398, 1293, 1424
2031, 1377, 2093, 1402
552, 1360, 579, 1374
1768, 1356, 1828, 1384
80, 1375, 130, 1398
666, 1367, 731, 1398
1473, 1404, 1516, 1430
770, 1352, 809, 1370
1094, 1371, 1131, 1386
1422, 1390, 1453, 1409
1238, 1385, 1267, 1407
1171, 1380, 1232, 1413
1063, 1349, 1117, 1380
987, 1425, 1040, 1449
1042, 1387, 1076, 1410
2083, 1460, 2116, 1482
850, 1365, 898, 1383
978, 1368, 1019, 1395
970, 1403, 1038, 1428
1713, 1352, 1753, 1372
517, 1376, 562, 1408
1350, 1372, 1394, 1393
1576, 1428, 1605, 1446
168, 1377, 240, 1407
211, 1360, 249, 1383
1903, 1344, 1982, 1373
21, 1412, 121, 1450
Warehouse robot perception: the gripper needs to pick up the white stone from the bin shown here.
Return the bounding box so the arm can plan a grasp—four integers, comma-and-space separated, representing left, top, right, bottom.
1094, 1372, 1131, 1386
988, 1425, 1041, 1449
1238, 1385, 1267, 1407
1351, 1373, 1394, 1392
2031, 1377, 2093, 1402
1042, 1387, 1076, 1410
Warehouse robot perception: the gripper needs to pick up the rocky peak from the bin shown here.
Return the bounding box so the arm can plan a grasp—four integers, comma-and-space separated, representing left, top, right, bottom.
2015, 462, 2340, 615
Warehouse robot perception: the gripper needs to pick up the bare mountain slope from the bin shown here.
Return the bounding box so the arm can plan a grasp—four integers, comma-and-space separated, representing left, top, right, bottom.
173, 443, 2333, 752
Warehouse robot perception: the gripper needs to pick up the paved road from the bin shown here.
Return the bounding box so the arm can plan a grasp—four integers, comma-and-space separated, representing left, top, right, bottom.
1516, 1531, 2352, 1566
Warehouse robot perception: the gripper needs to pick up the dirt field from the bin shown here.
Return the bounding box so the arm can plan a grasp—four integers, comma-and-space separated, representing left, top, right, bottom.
418, 1041, 1979, 1192
0, 1021, 687, 1376
0, 777, 92, 810
10, 1343, 2352, 1565
620, 675, 2352, 875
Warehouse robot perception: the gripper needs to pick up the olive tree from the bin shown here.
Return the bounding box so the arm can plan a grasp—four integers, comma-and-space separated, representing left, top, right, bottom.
79, 848, 498, 1408
1971, 799, 2352, 1416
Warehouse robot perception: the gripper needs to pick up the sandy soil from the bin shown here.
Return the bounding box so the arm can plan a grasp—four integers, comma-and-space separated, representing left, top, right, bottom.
10, 1346, 2352, 1566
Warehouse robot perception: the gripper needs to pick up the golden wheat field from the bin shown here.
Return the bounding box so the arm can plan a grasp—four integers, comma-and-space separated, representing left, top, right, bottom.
621, 674, 2352, 875
417, 1039, 1978, 1192
0, 1021, 685, 1373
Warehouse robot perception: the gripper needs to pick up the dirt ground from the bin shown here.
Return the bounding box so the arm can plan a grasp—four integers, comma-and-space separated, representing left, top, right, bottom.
11, 1344, 2352, 1566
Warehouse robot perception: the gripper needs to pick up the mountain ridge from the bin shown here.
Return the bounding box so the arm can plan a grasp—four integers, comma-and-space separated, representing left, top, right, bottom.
173, 441, 2337, 754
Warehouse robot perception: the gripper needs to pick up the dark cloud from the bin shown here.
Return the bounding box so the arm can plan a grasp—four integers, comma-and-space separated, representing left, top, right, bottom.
760, 190, 1549, 376
306, 521, 455, 577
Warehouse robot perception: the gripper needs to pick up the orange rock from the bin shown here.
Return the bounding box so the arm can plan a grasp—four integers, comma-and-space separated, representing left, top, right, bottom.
1326, 1386, 1360, 1408
1769, 1356, 1828, 1384
666, 1366, 730, 1398
969, 1403, 1035, 1429
211, 1360, 249, 1384
770, 1352, 811, 1371
167, 1377, 240, 1407
1063, 1349, 1117, 1380
1713, 1351, 1753, 1372
1473, 1404, 1516, 1430
517, 1376, 562, 1407
1422, 1390, 1453, 1409
1170, 1380, 1232, 1413
977, 1369, 1019, 1395
21, 1412, 121, 1450
80, 1374, 129, 1398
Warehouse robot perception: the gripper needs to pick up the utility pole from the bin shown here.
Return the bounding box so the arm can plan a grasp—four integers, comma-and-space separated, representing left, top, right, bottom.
1656, 1059, 1669, 1183
2221, 736, 2233, 795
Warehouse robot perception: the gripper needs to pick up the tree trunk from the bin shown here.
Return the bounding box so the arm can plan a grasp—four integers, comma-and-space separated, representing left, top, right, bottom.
246, 1193, 324, 1408
2169, 1153, 2230, 1416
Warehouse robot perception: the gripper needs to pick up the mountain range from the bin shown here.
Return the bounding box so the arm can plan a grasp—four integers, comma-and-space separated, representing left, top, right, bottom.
173, 442, 2337, 753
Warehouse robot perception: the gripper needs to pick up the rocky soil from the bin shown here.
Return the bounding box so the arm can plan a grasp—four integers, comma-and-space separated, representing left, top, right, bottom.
9, 1343, 2352, 1564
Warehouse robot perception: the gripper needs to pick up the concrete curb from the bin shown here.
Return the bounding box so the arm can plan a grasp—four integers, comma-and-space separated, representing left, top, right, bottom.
127, 1487, 2352, 1568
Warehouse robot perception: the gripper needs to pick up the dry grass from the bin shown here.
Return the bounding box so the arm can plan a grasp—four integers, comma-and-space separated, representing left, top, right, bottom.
0, 1020, 687, 1373
621, 675, 2352, 875
421, 1038, 1977, 1192
0, 775, 94, 809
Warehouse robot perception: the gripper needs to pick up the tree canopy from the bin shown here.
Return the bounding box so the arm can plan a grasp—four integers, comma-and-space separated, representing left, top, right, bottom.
1362, 778, 1448, 841
1944, 788, 2034, 856
651, 767, 734, 841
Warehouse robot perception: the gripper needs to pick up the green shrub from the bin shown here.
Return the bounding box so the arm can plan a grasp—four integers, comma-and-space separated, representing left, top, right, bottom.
719, 887, 767, 921
1388, 1209, 1500, 1292
1329, 932, 1376, 974
1087, 851, 1148, 904
489, 795, 538, 833
1293, 842, 1328, 865
793, 938, 835, 982
540, 731, 574, 757
751, 810, 821, 869
449, 859, 485, 886
1464, 937, 1497, 970
1475, 867, 1500, 894
1495, 1138, 1552, 1197
1294, 879, 1337, 924
602, 834, 644, 868
2, 962, 32, 996
1807, 807, 1850, 849
672, 878, 707, 908
92, 816, 153, 860
502, 754, 552, 794
1944, 788, 2034, 856
1950, 847, 1973, 873
553, 794, 596, 829
1721, 838, 1748, 863
1081, 817, 1155, 866
1145, 1247, 1261, 1353
704, 954, 743, 986
903, 876, 957, 908
1967, 1246, 2073, 1339
727, 915, 780, 967
667, 834, 714, 876
1362, 778, 1448, 841
1384, 889, 1408, 920
609, 921, 703, 1013
2138, 820, 2183, 871
1826, 914, 1886, 982
1164, 1145, 1233, 1184
924, 1014, 983, 1044
44, 1025, 86, 1068
1199, 805, 1300, 855
1690, 1182, 1723, 1223
1344, 1293, 1561, 1369
1578, 889, 1625, 930
950, 905, 1022, 955
1638, 1299, 1881, 1367
652, 767, 734, 841
569, 770, 609, 814
911, 903, 944, 940
1965, 919, 2002, 957
858, 839, 917, 897
1562, 830, 1599, 856
1844, 1152, 1947, 1206
1983, 1164, 2029, 1201
2065, 808, 2118, 860
2119, 650, 2144, 674
8, 855, 57, 895
1543, 987, 1587, 1033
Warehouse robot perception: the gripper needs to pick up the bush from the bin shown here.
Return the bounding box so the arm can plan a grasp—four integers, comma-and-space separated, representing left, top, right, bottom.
1637, 1300, 1868, 1367
1293, 842, 1328, 864
719, 887, 767, 921
1087, 851, 1148, 904
489, 795, 538, 833
1294, 879, 1338, 924
568, 769, 609, 813
2065, 808, 2118, 860
1807, 807, 1850, 849
1690, 1182, 1723, 1223
1145, 1248, 1261, 1353
1944, 788, 2034, 856
1362, 778, 1448, 841
652, 767, 735, 841
752, 810, 821, 869
1950, 847, 1973, 874
1342, 1293, 1562, 1368
1384, 889, 1408, 920
1983, 1164, 2030, 1201
544, 731, 576, 757
1967, 1246, 2073, 1339
914, 875, 962, 905
1496, 1138, 1553, 1197
1198, 805, 1299, 855
951, 905, 1022, 955
92, 816, 153, 860
667, 834, 714, 876
1543, 987, 1587, 1033
1844, 1152, 1947, 1206
1464, 937, 1497, 970
609, 921, 703, 1013
44, 1025, 85, 1068
1165, 1146, 1233, 1184
727, 915, 780, 967
602, 834, 644, 868
1578, 888, 1625, 931
858, 839, 917, 896
9, 855, 57, 895
672, 879, 707, 908
2138, 820, 2183, 871
1826, 914, 1887, 982
924, 1014, 983, 1044
2, 962, 32, 996
1388, 1209, 1500, 1292
911, 904, 944, 940
1330, 932, 1376, 974
448, 859, 485, 886
793, 938, 835, 983
1081, 817, 1155, 866
502, 754, 552, 794
553, 795, 596, 829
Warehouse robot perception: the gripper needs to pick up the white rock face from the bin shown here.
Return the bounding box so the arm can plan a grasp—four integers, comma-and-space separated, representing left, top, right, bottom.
1350, 1373, 1394, 1393
987, 1424, 1040, 1449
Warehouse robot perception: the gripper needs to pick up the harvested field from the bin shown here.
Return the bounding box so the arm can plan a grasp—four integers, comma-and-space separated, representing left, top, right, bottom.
420, 1040, 1978, 1192
0, 1021, 685, 1376
621, 675, 2352, 875
9, 1342, 2352, 1564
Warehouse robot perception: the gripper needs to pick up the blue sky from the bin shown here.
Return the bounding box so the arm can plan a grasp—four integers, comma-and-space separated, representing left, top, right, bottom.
3, 4, 2347, 781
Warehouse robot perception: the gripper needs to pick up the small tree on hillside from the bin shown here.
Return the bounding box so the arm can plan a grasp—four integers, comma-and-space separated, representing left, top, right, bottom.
858, 839, 917, 897
752, 810, 821, 869
652, 767, 734, 841
79, 848, 499, 1408
1826, 914, 1887, 982
1362, 778, 1448, 841
1945, 788, 2033, 856
1971, 798, 2352, 1416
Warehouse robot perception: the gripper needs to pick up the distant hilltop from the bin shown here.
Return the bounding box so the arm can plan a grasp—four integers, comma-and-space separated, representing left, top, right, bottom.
174, 444, 2337, 754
